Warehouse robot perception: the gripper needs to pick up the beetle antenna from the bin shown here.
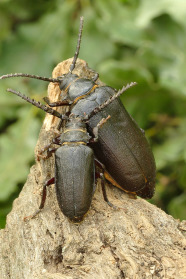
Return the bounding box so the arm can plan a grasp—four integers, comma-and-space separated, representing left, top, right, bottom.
7, 88, 67, 120
86, 82, 137, 120
69, 16, 84, 73
0, 73, 60, 83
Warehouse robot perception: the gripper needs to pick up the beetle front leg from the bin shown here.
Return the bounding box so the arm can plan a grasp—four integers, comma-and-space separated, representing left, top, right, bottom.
37, 135, 61, 160
43, 97, 72, 107
37, 147, 58, 160
24, 177, 55, 220
92, 72, 99, 82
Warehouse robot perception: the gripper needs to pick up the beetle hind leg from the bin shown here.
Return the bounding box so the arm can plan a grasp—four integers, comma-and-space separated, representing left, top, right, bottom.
24, 177, 55, 221
95, 158, 120, 210
100, 173, 118, 210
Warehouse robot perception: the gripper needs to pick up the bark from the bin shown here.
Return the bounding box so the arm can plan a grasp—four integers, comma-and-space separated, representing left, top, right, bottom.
0, 59, 186, 279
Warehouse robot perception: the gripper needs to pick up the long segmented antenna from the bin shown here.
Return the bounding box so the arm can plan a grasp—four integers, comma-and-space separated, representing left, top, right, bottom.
7, 88, 68, 120
69, 16, 84, 73
86, 82, 137, 121
0, 73, 60, 83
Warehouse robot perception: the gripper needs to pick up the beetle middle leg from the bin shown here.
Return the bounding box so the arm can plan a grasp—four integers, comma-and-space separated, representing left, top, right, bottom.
95, 159, 119, 210
26, 135, 62, 219
89, 117, 119, 209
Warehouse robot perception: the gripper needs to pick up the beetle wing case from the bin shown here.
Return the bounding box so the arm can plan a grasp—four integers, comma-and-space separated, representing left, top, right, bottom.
55, 145, 95, 222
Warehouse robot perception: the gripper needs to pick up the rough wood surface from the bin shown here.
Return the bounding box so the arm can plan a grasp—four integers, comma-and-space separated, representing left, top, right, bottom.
0, 59, 186, 279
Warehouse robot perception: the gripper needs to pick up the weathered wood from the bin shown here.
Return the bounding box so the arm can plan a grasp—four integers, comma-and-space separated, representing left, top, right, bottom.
0, 60, 186, 279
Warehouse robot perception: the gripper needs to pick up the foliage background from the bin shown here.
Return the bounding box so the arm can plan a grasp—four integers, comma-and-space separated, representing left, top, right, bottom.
0, 0, 185, 228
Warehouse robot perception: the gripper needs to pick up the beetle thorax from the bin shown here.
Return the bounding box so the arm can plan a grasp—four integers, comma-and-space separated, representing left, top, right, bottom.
60, 118, 90, 145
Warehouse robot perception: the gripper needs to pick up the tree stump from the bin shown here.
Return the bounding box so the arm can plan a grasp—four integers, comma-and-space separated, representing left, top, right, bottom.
0, 59, 186, 279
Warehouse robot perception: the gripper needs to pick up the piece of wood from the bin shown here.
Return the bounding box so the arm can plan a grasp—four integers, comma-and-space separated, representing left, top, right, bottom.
0, 59, 186, 279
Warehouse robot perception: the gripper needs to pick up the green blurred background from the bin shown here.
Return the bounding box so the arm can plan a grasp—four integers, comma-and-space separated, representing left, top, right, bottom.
0, 0, 185, 228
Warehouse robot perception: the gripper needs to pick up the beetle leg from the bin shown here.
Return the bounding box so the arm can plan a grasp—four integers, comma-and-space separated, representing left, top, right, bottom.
43, 97, 72, 107
24, 177, 55, 220
38, 147, 58, 160
37, 143, 53, 160
95, 157, 105, 170
95, 158, 119, 209
92, 72, 99, 82
52, 135, 61, 144
100, 174, 118, 209
37, 135, 61, 161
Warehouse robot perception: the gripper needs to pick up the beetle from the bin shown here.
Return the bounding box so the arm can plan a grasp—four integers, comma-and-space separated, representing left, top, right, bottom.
6, 83, 136, 222
0, 16, 156, 199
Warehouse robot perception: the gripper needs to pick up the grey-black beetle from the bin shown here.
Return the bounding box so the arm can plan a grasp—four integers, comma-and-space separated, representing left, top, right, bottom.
0, 16, 156, 200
